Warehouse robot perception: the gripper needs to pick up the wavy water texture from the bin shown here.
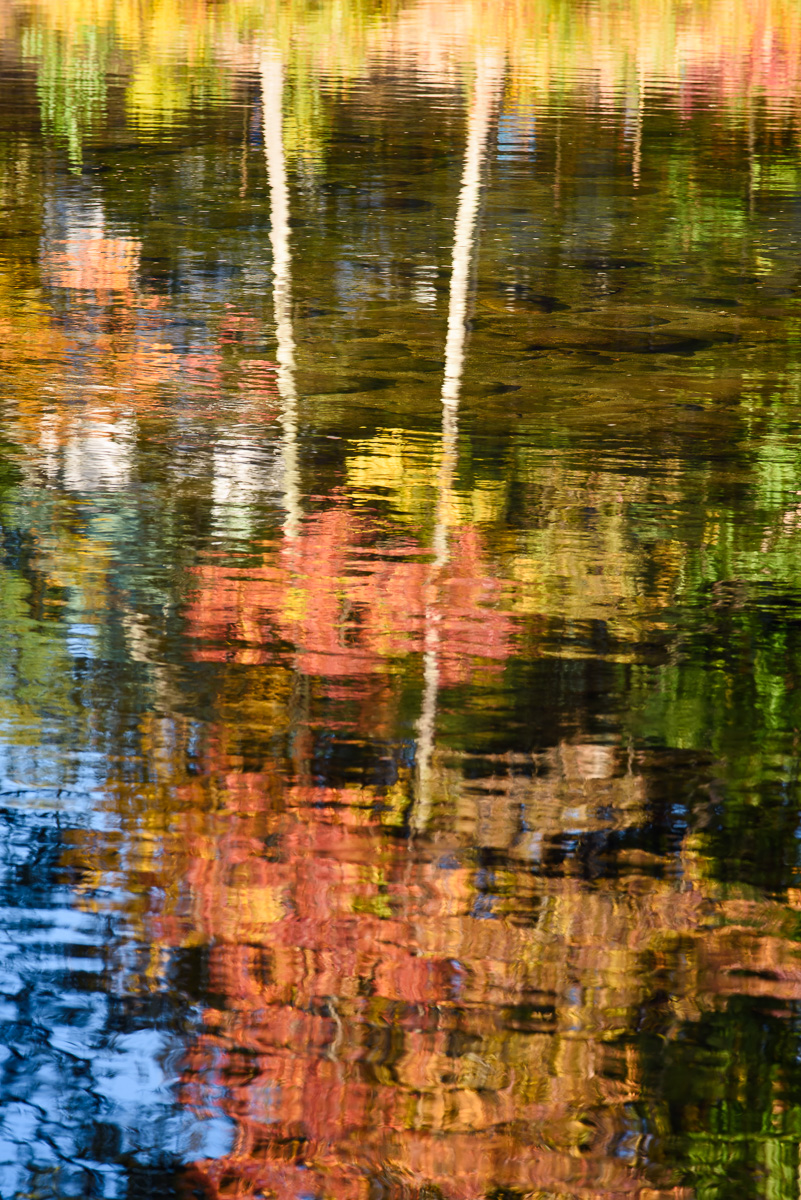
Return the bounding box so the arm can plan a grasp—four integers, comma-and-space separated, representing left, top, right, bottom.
0, 2, 799, 1199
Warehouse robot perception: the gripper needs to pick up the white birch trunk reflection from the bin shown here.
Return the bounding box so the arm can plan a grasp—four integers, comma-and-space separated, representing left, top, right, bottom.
261, 51, 301, 541
413, 55, 503, 830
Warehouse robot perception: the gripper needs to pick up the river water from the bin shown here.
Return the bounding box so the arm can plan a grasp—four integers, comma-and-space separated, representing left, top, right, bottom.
0, 2, 800, 1197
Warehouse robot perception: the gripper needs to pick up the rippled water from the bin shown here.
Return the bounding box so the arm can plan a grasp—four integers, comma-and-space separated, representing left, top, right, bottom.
1, 1, 801, 1197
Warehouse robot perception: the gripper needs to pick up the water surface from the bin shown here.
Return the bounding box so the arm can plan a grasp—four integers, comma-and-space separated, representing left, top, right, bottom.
1, 2, 801, 1197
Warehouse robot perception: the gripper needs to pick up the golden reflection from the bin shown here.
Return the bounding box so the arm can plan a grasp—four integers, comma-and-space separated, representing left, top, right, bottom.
12, 0, 801, 167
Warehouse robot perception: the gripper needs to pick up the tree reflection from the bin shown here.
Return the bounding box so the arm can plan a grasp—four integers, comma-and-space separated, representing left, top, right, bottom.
0, 1, 800, 1198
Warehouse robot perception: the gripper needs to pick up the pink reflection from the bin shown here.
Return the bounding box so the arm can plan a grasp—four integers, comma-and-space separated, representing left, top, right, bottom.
185, 506, 516, 686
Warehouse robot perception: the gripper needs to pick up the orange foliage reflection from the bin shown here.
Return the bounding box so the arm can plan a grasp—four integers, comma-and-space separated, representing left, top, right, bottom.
186, 506, 515, 688
42, 232, 140, 293
144, 732, 801, 1200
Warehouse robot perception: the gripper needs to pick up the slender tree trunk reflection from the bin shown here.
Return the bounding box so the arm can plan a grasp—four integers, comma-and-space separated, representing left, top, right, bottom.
413, 54, 504, 831
261, 49, 301, 542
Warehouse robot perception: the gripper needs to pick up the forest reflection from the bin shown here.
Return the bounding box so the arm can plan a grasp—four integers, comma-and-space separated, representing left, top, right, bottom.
0, 1, 800, 1199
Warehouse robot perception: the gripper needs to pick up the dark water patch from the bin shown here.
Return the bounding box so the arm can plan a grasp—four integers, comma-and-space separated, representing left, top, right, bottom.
350, 341, 411, 358
297, 304, 331, 318
576, 256, 649, 271
404, 357, 445, 372
367, 195, 434, 211
332, 326, 384, 339
298, 373, 397, 394
527, 332, 739, 355
462, 380, 523, 397
482, 282, 570, 313
579, 307, 673, 328
691, 295, 742, 308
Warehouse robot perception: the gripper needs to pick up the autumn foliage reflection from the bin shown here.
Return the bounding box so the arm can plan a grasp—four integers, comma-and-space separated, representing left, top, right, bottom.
169, 516, 801, 1200
147, 719, 801, 1200
1, 2, 801, 1197
186, 505, 515, 688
